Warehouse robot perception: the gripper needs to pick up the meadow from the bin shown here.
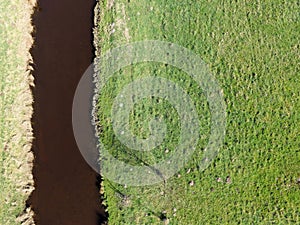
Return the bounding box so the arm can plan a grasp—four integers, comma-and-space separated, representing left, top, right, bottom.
94, 0, 300, 224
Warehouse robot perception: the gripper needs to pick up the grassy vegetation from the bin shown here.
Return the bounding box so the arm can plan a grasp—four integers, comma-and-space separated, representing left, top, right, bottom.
94, 0, 300, 224
0, 0, 35, 224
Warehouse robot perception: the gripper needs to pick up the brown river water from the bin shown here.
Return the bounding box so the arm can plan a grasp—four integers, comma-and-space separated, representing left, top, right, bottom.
28, 0, 107, 224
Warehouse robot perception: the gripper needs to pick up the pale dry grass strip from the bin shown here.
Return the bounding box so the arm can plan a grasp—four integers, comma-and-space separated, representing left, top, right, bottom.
115, 3, 131, 42
0, 0, 36, 224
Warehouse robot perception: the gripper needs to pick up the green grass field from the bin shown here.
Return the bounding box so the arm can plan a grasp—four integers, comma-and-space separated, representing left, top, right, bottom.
0, 0, 35, 224
94, 0, 299, 224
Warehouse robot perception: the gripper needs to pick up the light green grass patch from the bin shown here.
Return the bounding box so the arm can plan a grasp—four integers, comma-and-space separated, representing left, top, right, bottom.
95, 0, 300, 224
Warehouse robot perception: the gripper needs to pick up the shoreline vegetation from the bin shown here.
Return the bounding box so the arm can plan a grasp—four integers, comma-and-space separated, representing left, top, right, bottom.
94, 0, 299, 224
0, 0, 36, 224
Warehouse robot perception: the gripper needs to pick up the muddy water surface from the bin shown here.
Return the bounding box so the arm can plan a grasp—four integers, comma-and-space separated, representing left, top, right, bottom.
29, 0, 107, 224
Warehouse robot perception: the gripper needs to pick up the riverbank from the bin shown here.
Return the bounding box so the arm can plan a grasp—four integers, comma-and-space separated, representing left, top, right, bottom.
0, 0, 36, 224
